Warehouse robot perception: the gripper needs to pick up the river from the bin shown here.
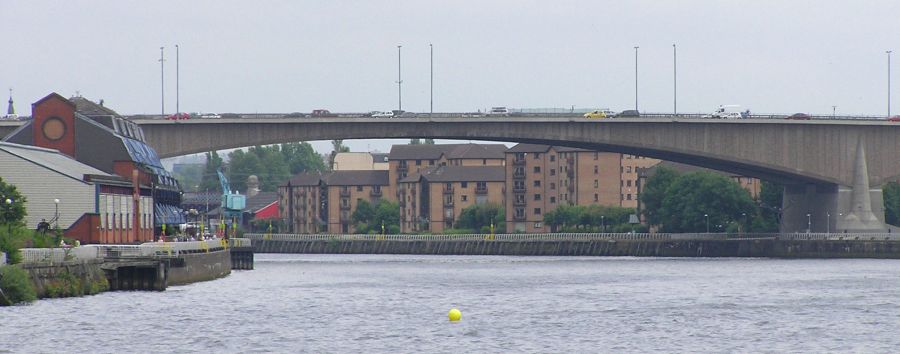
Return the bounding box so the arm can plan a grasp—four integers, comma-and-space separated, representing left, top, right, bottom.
2, 254, 899, 353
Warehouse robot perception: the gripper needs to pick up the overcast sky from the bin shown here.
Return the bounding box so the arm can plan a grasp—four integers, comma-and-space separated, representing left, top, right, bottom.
3, 1, 899, 158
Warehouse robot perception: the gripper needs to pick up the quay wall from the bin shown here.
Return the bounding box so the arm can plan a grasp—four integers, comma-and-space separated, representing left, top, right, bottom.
20, 260, 109, 299
253, 239, 900, 259
167, 249, 232, 286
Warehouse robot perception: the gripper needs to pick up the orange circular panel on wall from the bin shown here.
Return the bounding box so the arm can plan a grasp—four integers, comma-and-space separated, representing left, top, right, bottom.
42, 116, 67, 141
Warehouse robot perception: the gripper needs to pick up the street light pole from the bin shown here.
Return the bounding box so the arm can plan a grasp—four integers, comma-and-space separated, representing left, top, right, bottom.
826, 212, 830, 233
832, 105, 836, 118
634, 46, 639, 111
806, 213, 811, 233
429, 43, 433, 116
601, 215, 605, 232
159, 47, 165, 118
673, 43, 677, 115
397, 45, 403, 112
888, 50, 893, 117
176, 44, 180, 115
54, 198, 59, 228
704, 213, 709, 233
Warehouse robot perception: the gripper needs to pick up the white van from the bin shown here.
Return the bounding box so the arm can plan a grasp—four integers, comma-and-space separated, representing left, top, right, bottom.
488, 107, 510, 116
703, 105, 745, 119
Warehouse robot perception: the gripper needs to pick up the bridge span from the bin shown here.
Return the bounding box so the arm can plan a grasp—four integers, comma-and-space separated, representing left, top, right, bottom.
3, 115, 899, 233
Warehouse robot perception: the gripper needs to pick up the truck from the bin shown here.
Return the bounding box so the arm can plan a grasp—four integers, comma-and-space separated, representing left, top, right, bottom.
703, 105, 746, 119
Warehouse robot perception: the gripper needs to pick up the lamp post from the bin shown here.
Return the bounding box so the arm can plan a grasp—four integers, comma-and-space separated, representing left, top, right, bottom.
159, 46, 165, 118
4, 198, 11, 236
806, 213, 811, 233
832, 105, 837, 118
704, 213, 709, 233
887, 50, 893, 117
429, 43, 433, 116
175, 44, 180, 115
826, 212, 830, 234
634, 46, 639, 111
741, 212, 747, 234
54, 198, 59, 228
601, 215, 605, 232
673, 43, 677, 115
397, 45, 403, 111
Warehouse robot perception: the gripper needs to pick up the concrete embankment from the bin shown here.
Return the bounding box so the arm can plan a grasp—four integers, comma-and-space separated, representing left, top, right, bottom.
21, 260, 110, 298
253, 238, 900, 259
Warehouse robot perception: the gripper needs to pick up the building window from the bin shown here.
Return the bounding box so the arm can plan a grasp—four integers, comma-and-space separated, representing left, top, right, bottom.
550, 168, 556, 176
550, 196, 556, 204
515, 208, 525, 218
627, 194, 632, 200
627, 166, 632, 173
461, 182, 468, 188
357, 186, 363, 192
514, 181, 525, 190
461, 195, 468, 202
594, 193, 599, 201
627, 180, 632, 187
550, 182, 556, 190
550, 155, 556, 162
477, 182, 486, 189
593, 152, 599, 160
534, 194, 541, 201
594, 180, 599, 188
534, 153, 541, 159
594, 166, 599, 174
534, 208, 542, 215
533, 166, 541, 173
416, 159, 422, 165
483, 159, 487, 165
516, 194, 526, 204
429, 160, 435, 165
534, 222, 543, 228
533, 180, 541, 187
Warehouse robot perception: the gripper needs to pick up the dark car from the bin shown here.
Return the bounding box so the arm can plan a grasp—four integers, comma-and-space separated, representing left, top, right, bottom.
888, 115, 900, 122
786, 113, 811, 120
311, 109, 337, 117
614, 110, 640, 118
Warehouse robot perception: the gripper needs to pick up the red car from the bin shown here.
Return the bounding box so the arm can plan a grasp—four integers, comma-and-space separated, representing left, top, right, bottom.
785, 113, 811, 120
888, 115, 900, 122
166, 112, 190, 120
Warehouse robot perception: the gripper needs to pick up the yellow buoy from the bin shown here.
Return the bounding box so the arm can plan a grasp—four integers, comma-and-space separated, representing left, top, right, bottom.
448, 308, 462, 322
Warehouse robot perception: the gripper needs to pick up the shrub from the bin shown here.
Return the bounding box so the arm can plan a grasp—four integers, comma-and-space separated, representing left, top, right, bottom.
0, 266, 37, 305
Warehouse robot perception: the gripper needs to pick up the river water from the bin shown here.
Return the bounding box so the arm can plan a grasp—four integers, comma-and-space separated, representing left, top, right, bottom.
1, 254, 899, 353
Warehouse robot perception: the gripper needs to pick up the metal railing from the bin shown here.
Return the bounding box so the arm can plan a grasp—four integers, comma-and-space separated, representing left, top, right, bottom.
20, 247, 102, 264
13, 238, 253, 264
245, 233, 900, 242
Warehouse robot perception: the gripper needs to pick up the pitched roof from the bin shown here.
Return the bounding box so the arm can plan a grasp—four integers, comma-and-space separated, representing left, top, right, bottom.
506, 143, 589, 153
282, 171, 327, 187
326, 170, 389, 186
371, 153, 389, 163
400, 165, 505, 183
69, 96, 121, 117
245, 192, 279, 213
0, 141, 113, 183
388, 143, 507, 160
446, 144, 507, 159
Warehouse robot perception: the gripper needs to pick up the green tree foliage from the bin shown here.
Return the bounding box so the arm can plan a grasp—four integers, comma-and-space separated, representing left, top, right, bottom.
884, 181, 900, 226
424, 139, 435, 144
409, 139, 422, 145
200, 151, 224, 192
657, 172, 756, 232
638, 166, 679, 227
543, 204, 635, 232
0, 177, 27, 226
456, 203, 505, 233
171, 164, 204, 192
219, 143, 326, 193
750, 181, 783, 232
351, 200, 400, 234
0, 266, 37, 305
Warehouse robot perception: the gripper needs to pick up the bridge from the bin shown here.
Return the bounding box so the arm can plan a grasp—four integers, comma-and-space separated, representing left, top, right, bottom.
3, 114, 899, 233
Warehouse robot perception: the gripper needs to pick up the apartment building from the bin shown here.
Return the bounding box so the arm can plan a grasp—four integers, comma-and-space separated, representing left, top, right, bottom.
388, 143, 506, 199
278, 170, 389, 233
398, 165, 505, 233
505, 144, 662, 233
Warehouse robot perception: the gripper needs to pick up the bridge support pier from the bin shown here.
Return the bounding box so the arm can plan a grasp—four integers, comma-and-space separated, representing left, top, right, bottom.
781, 138, 894, 233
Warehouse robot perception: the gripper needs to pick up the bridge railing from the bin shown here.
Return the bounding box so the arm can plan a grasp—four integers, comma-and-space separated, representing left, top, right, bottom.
245, 233, 900, 242
126, 112, 895, 121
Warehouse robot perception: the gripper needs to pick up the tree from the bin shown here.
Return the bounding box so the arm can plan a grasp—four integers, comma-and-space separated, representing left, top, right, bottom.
351, 200, 400, 234
281, 142, 327, 175
0, 177, 26, 227
200, 151, 224, 192
424, 139, 435, 144
750, 181, 783, 232
409, 139, 422, 145
639, 166, 680, 227
657, 172, 756, 232
884, 181, 900, 226
456, 203, 505, 233
328, 140, 350, 170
